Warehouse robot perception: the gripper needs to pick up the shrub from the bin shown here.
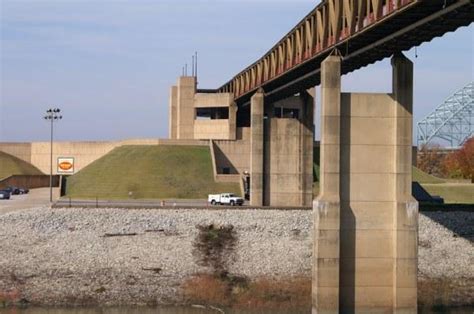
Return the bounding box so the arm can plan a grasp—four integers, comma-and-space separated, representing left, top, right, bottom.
193, 224, 237, 276
442, 137, 474, 182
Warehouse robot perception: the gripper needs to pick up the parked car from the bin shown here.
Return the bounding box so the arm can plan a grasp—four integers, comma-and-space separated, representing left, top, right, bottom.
208, 193, 244, 206
4, 186, 29, 195
18, 187, 29, 194
0, 190, 11, 200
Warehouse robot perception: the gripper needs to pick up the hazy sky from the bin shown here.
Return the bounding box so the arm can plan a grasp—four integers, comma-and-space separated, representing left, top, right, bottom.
1, 0, 473, 142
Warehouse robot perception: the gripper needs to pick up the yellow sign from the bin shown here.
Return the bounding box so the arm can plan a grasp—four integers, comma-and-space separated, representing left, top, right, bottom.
57, 157, 74, 174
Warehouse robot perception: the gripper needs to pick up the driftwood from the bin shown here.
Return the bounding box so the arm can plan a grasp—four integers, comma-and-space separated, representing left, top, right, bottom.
144, 229, 165, 233
141, 267, 162, 274
191, 305, 225, 313
145, 229, 179, 236
102, 233, 137, 237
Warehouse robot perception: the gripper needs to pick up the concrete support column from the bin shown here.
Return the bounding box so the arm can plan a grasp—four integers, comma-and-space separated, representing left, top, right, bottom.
263, 92, 314, 207
301, 90, 315, 207
313, 53, 418, 313
176, 76, 196, 139
250, 89, 265, 206
313, 55, 342, 313
169, 86, 178, 139
263, 104, 271, 207
392, 53, 418, 313
229, 102, 237, 141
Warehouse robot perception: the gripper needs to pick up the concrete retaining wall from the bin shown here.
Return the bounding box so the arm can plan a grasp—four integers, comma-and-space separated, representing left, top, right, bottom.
194, 120, 231, 140
0, 175, 60, 190
213, 127, 251, 175
0, 143, 32, 164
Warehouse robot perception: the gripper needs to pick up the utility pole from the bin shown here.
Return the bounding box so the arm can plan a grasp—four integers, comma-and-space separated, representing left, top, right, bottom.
44, 108, 62, 203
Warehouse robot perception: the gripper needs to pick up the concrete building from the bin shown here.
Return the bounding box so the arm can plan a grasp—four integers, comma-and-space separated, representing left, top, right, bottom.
168, 76, 314, 207
169, 76, 236, 141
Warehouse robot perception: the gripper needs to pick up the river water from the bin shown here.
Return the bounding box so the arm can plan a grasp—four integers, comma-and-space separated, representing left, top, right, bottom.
1, 307, 474, 314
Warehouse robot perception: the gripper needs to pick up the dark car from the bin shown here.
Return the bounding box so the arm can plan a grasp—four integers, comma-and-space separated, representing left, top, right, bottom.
0, 190, 11, 200
4, 186, 18, 195
5, 186, 29, 195
18, 187, 29, 194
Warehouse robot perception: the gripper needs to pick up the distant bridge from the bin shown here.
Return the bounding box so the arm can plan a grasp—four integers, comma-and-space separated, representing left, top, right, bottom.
210, 0, 473, 106
417, 82, 474, 148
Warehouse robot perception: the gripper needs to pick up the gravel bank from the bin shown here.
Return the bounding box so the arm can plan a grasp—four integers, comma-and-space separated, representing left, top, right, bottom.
418, 211, 474, 307
0, 207, 311, 306
418, 211, 473, 279
0, 207, 472, 306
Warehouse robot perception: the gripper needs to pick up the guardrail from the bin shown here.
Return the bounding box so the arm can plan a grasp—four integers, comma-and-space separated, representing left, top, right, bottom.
52, 198, 473, 211
52, 197, 312, 210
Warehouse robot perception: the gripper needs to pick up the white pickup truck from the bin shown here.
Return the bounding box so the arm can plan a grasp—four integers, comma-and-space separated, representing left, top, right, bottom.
208, 193, 244, 206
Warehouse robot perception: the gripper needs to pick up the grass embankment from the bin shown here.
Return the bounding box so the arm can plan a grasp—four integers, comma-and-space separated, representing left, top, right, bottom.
412, 167, 446, 184
0, 151, 43, 179
313, 164, 473, 204
412, 167, 473, 203
422, 184, 474, 204
65, 145, 240, 200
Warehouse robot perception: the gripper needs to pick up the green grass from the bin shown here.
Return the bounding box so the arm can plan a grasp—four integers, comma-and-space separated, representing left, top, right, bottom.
311, 158, 471, 203
411, 167, 473, 204
65, 145, 241, 199
412, 167, 445, 184
422, 184, 474, 204
0, 151, 43, 179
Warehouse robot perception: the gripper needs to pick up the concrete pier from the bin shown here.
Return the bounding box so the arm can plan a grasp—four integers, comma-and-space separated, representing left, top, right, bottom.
176, 77, 196, 140
313, 53, 418, 313
250, 89, 265, 206
313, 55, 342, 312
249, 89, 314, 207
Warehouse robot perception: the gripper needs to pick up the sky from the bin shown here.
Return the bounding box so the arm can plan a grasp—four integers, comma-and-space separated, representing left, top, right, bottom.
1, 0, 473, 143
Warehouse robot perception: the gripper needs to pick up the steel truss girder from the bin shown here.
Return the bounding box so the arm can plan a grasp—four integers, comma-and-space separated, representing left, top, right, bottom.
417, 82, 474, 148
215, 0, 474, 106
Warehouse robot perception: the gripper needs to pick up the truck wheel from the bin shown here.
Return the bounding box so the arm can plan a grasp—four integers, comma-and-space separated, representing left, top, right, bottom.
230, 200, 235, 206
211, 200, 216, 205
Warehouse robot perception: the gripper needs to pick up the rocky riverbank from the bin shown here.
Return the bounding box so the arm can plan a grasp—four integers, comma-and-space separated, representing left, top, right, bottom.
0, 207, 472, 309
417, 211, 474, 309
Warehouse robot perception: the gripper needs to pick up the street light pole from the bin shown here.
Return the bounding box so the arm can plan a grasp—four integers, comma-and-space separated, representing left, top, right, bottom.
44, 108, 62, 203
